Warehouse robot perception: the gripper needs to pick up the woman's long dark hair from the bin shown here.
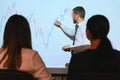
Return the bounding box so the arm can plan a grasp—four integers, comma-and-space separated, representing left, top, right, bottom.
86, 15, 113, 51
0, 14, 32, 69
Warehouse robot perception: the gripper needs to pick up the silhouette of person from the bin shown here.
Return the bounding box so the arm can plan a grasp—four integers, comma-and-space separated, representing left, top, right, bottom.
67, 14, 120, 80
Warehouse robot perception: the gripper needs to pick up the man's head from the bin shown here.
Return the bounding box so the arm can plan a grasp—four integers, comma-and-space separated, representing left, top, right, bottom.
86, 15, 110, 41
72, 6, 85, 23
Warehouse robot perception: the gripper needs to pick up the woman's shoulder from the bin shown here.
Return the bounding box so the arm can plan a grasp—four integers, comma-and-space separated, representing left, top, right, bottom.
22, 48, 36, 52
21, 48, 39, 57
113, 49, 120, 53
112, 49, 120, 57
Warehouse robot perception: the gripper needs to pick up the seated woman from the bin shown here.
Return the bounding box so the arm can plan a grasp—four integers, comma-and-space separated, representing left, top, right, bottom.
67, 15, 120, 80
0, 14, 52, 80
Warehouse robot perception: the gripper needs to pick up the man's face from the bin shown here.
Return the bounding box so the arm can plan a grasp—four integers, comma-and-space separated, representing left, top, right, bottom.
72, 11, 77, 24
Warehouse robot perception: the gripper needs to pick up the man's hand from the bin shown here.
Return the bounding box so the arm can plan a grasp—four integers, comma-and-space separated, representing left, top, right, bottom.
62, 45, 71, 52
54, 20, 62, 27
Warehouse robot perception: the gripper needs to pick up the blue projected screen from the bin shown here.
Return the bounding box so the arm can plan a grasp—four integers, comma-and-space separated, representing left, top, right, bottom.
0, 0, 120, 68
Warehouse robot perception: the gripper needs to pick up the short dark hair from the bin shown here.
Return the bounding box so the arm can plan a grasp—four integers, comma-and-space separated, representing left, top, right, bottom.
87, 15, 109, 39
73, 6, 85, 18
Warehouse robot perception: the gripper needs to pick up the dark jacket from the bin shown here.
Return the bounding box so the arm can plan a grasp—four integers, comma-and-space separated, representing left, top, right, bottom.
67, 38, 120, 80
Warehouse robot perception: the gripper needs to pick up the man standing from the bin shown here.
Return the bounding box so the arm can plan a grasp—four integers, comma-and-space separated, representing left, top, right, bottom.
54, 6, 90, 55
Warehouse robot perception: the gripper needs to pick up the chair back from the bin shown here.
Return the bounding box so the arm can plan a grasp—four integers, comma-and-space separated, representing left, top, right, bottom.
0, 69, 36, 80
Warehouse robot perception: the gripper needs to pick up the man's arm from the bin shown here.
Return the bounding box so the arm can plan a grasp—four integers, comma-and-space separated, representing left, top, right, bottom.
70, 44, 91, 54
54, 20, 75, 40
62, 45, 91, 54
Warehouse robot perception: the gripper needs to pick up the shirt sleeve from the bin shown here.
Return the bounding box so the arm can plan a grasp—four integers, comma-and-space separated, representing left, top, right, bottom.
60, 24, 75, 40
32, 52, 52, 80
70, 45, 91, 54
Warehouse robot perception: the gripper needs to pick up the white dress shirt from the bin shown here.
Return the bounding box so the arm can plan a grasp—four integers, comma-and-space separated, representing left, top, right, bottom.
60, 20, 90, 53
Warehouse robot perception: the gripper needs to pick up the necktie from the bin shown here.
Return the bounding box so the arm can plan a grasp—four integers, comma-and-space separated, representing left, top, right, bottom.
72, 24, 79, 45
71, 24, 79, 56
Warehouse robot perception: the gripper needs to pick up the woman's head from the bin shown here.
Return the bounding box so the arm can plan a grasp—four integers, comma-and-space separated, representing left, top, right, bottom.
86, 15, 109, 40
3, 14, 32, 49
1, 14, 32, 69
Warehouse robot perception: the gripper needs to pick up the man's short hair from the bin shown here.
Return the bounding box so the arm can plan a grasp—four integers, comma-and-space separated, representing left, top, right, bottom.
73, 6, 85, 18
